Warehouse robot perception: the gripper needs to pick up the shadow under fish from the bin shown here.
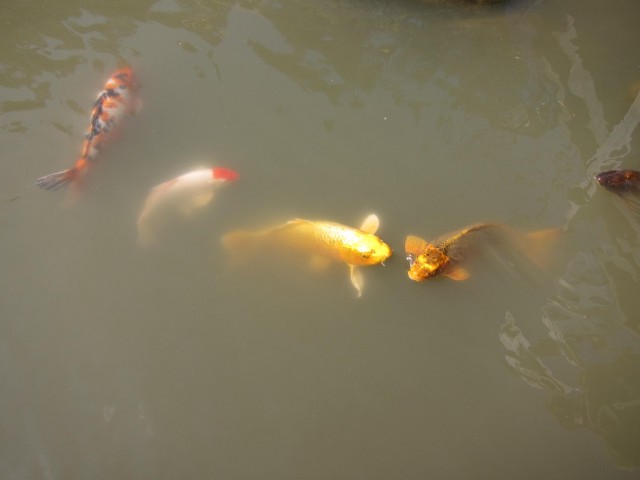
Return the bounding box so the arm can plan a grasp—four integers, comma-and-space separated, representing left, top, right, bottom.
405, 222, 561, 282
594, 169, 640, 213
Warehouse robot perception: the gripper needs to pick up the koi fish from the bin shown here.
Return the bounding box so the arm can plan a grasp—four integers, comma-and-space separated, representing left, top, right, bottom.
137, 167, 238, 246
405, 223, 559, 282
595, 169, 640, 213
222, 214, 392, 297
35, 67, 139, 191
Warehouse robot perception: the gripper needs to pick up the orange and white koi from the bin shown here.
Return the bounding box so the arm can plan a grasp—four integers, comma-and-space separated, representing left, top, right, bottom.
35, 67, 139, 191
137, 167, 239, 246
222, 214, 392, 296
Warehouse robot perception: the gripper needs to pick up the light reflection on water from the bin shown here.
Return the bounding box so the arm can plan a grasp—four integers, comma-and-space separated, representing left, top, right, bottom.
1, 0, 640, 478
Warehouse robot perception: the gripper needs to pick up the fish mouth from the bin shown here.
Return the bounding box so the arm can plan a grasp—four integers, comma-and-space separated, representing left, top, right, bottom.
407, 259, 440, 282
407, 269, 427, 282
406, 253, 415, 267
373, 246, 392, 265
594, 172, 609, 186
594, 170, 623, 188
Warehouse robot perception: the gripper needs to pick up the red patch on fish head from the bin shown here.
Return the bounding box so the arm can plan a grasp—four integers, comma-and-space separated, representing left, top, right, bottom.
212, 167, 239, 182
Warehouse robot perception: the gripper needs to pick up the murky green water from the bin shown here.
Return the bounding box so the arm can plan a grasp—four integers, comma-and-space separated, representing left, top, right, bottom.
2, 0, 640, 478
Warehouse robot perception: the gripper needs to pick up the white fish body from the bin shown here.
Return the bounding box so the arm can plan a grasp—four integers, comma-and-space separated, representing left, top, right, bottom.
137, 167, 238, 246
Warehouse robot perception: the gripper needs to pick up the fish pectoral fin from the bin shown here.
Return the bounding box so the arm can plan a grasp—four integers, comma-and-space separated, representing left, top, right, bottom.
349, 265, 364, 297
446, 267, 469, 281
131, 99, 143, 115
181, 192, 214, 217
359, 214, 380, 234
192, 191, 214, 207
405, 235, 429, 255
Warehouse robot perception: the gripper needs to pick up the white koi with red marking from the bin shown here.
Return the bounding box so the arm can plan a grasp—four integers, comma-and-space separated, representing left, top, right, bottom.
137, 167, 239, 246
35, 67, 139, 191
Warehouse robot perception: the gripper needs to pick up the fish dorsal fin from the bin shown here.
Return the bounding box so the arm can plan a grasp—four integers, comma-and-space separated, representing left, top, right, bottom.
151, 177, 179, 195
359, 214, 379, 234
405, 235, 429, 255
278, 219, 310, 235
446, 267, 469, 281
349, 265, 364, 297
279, 218, 311, 231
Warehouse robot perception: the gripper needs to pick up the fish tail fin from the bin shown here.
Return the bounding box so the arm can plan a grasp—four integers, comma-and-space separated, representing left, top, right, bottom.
136, 218, 155, 248
35, 167, 78, 191
621, 194, 640, 214
221, 230, 262, 265
521, 228, 562, 269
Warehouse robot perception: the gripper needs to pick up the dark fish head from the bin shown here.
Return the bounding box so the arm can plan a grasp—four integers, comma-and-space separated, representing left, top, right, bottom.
594, 169, 640, 193
407, 245, 450, 282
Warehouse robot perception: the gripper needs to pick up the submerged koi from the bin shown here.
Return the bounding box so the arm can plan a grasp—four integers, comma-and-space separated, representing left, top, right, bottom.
222, 214, 392, 297
595, 169, 640, 213
35, 67, 139, 191
405, 223, 559, 282
137, 167, 238, 246
595, 169, 640, 192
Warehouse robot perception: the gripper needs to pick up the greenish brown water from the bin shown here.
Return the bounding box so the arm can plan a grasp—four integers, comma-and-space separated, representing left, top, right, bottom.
2, 0, 640, 478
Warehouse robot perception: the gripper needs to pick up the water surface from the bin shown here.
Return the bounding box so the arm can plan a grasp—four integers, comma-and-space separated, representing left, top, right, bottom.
2, 0, 640, 478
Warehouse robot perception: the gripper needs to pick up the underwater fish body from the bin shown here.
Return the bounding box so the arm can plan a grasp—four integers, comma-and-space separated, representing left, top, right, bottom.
405, 223, 559, 282
137, 167, 238, 246
35, 67, 139, 191
595, 169, 640, 213
595, 169, 640, 193
222, 214, 392, 296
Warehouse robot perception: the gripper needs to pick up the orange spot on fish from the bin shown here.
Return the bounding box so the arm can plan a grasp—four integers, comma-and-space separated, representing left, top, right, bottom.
212, 167, 239, 182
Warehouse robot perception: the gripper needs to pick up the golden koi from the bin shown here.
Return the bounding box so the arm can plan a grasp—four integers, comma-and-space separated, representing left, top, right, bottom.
222, 214, 392, 296
405, 223, 560, 282
35, 67, 139, 190
137, 167, 238, 246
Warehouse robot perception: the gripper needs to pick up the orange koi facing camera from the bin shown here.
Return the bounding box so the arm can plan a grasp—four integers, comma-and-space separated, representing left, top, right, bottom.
405, 223, 560, 282
35, 67, 139, 191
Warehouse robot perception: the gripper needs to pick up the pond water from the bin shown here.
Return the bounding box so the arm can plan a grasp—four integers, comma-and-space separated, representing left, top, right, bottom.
2, 0, 640, 478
